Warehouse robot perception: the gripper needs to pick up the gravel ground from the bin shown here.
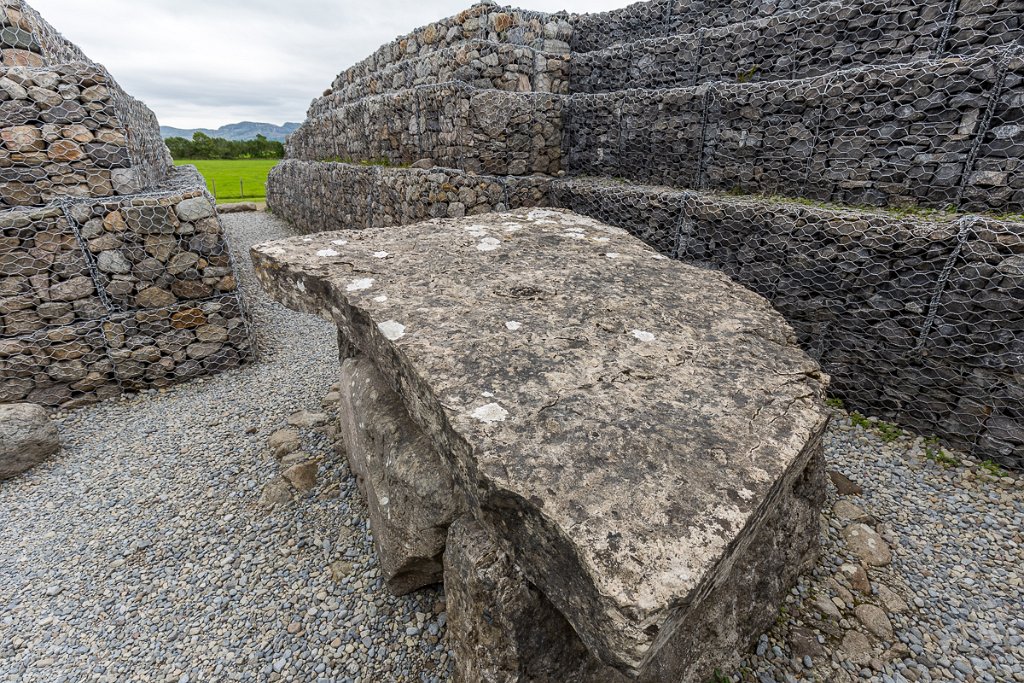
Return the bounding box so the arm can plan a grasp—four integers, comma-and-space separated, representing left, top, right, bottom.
1, 211, 1021, 683
734, 417, 1024, 683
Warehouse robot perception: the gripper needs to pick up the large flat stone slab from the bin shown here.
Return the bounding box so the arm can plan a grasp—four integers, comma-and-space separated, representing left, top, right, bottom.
251, 208, 829, 675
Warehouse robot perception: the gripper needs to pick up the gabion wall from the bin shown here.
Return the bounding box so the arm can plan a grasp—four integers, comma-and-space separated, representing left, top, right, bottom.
267, 0, 1024, 466
266, 160, 550, 235
334, 4, 573, 92
1, 0, 253, 408
555, 178, 1024, 465
2, 2, 173, 208
288, 83, 563, 176
312, 40, 569, 112
568, 0, 1024, 54
566, 45, 1024, 213
570, 0, 1017, 93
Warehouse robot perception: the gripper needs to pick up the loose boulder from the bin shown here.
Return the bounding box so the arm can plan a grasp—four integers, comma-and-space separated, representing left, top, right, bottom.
0, 403, 59, 480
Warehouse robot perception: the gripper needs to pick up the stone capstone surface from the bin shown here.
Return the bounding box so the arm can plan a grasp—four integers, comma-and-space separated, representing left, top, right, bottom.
251, 208, 830, 678
0, 401, 58, 479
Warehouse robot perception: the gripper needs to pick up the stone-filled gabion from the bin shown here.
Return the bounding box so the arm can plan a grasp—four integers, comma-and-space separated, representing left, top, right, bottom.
2, 0, 172, 208
311, 40, 569, 113
568, 0, 1024, 54
0, 0, 253, 408
566, 45, 1024, 213
268, 0, 1024, 467
289, 83, 563, 176
266, 160, 551, 235
554, 177, 1024, 468
334, 4, 573, 92
1, 174, 254, 409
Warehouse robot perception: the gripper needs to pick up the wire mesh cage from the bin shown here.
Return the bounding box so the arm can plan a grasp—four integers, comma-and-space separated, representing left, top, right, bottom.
1, 0, 255, 409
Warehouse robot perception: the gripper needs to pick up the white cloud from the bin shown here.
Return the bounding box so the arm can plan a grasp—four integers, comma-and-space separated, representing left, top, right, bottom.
28, 0, 627, 128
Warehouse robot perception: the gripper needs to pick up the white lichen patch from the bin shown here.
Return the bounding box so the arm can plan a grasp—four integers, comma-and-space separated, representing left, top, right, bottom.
477, 237, 501, 252
560, 231, 587, 239
373, 251, 389, 258
471, 402, 509, 424
593, 236, 611, 243
295, 279, 306, 293
527, 209, 562, 222
737, 488, 755, 501
316, 249, 339, 257
505, 321, 522, 331
377, 320, 406, 341
346, 278, 375, 292
373, 294, 388, 303
606, 252, 620, 259
481, 391, 494, 398
464, 225, 489, 238
302, 237, 313, 242
331, 239, 349, 246
651, 254, 669, 260
632, 329, 656, 342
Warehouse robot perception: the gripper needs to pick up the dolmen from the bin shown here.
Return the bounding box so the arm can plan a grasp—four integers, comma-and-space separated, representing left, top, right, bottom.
251, 208, 830, 682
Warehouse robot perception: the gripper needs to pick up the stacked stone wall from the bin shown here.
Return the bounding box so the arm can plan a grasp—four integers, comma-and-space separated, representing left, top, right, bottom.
309, 40, 568, 115
289, 84, 563, 176
1, 2, 173, 208
571, 0, 952, 92
554, 178, 1024, 466
1, 168, 253, 408
568, 0, 1024, 54
0, 0, 252, 408
330, 4, 572, 97
566, 46, 1024, 213
266, 159, 551, 235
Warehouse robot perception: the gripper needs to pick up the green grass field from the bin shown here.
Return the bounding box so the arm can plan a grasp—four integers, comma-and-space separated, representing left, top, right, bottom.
174, 159, 279, 202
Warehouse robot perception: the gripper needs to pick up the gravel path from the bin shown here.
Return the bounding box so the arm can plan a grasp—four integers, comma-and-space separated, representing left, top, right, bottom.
736, 417, 1024, 683
0, 212, 452, 683
1, 211, 1021, 683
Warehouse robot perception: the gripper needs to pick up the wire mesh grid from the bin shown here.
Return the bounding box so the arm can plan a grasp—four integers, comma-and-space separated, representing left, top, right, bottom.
267, 0, 1024, 465
1, 0, 255, 408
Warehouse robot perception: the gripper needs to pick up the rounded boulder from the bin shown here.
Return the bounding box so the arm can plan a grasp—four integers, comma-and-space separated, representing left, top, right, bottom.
0, 403, 60, 480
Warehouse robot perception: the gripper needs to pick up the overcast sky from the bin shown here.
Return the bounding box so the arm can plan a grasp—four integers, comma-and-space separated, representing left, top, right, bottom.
29, 0, 625, 129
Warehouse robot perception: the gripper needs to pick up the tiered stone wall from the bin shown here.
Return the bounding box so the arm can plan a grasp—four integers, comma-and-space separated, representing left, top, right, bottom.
313, 41, 569, 111
1, 2, 173, 208
332, 4, 572, 93
267, 0, 1023, 466
567, 46, 1024, 213
0, 0, 252, 408
569, 0, 1024, 54
289, 84, 563, 176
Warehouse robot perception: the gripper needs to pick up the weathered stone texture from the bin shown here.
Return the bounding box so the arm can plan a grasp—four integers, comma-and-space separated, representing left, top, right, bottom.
252, 208, 829, 678
337, 354, 462, 595
0, 401, 58, 479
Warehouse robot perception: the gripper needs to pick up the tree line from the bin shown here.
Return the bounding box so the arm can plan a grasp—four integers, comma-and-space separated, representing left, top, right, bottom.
165, 132, 285, 160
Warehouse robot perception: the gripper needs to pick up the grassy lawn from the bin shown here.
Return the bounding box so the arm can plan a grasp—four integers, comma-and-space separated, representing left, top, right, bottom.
174, 159, 279, 202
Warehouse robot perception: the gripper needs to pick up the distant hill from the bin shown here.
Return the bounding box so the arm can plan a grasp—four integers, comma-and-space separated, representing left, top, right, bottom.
160, 121, 300, 143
